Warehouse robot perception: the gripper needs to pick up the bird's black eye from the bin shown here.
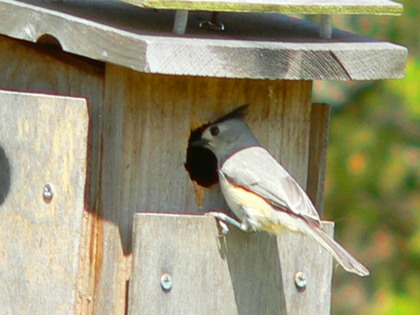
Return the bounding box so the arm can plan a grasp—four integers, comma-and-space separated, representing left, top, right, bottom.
210, 126, 220, 136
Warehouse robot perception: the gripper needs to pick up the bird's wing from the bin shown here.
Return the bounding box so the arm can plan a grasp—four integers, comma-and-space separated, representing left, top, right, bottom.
221, 146, 321, 225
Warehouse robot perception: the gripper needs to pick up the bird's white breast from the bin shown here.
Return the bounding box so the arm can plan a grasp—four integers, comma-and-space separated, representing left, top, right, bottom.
218, 167, 282, 231
218, 170, 244, 221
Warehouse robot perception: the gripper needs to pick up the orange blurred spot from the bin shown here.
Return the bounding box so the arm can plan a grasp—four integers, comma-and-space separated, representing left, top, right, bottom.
406, 148, 420, 165
372, 229, 394, 259
348, 153, 367, 174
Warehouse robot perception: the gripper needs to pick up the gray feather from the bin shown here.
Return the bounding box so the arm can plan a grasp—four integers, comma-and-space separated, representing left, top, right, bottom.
221, 146, 321, 224
221, 147, 369, 276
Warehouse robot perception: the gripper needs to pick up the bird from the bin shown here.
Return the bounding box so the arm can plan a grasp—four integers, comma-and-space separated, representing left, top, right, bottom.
194, 105, 370, 277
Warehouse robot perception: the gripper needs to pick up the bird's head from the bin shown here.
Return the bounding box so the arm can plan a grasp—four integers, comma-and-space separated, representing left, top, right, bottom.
194, 105, 260, 164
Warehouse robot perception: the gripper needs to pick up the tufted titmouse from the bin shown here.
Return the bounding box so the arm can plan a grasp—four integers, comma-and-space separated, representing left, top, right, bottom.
195, 105, 369, 277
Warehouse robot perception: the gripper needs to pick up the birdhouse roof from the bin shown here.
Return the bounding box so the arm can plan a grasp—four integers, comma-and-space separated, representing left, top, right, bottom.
124, 0, 403, 15
0, 0, 407, 80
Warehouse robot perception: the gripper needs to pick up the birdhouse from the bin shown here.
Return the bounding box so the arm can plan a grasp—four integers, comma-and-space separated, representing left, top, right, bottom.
0, 0, 407, 314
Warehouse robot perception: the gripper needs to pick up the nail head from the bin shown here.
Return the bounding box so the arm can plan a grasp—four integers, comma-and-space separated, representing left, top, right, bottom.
294, 271, 307, 291
43, 183, 54, 201
160, 273, 173, 291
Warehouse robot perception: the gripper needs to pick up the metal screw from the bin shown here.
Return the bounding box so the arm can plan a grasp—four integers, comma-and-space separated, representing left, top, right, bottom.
43, 183, 54, 201
294, 271, 307, 291
160, 273, 173, 291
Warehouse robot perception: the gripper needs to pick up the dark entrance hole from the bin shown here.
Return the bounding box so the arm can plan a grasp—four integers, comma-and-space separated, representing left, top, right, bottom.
184, 122, 218, 187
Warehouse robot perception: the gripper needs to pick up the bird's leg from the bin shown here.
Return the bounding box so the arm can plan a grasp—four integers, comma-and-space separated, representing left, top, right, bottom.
240, 207, 258, 233
208, 212, 240, 234
208, 211, 252, 233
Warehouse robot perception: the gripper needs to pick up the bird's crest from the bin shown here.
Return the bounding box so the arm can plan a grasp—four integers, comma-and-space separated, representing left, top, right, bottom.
214, 104, 249, 124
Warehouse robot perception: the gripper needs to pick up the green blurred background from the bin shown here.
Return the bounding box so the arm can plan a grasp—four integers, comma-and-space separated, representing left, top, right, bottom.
312, 1, 419, 314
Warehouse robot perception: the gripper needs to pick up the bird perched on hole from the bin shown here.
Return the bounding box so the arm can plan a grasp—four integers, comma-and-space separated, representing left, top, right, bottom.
194, 105, 369, 277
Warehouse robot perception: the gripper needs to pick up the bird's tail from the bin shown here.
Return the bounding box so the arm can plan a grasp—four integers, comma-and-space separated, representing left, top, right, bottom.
302, 222, 370, 277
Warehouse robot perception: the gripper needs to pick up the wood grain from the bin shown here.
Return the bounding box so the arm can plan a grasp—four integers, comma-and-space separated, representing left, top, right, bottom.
0, 90, 88, 314
128, 213, 333, 314
124, 0, 403, 15
307, 103, 331, 216
0, 35, 104, 314
0, 0, 407, 80
96, 66, 313, 313
0, 35, 104, 211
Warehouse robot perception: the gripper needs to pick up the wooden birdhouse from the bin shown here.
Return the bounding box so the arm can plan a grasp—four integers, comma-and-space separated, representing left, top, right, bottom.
0, 0, 407, 314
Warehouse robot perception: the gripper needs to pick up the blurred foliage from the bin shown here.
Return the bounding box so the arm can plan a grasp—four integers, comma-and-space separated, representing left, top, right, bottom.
311, 1, 420, 314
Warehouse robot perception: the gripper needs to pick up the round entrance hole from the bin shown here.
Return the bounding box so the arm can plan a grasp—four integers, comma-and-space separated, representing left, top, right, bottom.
184, 123, 218, 187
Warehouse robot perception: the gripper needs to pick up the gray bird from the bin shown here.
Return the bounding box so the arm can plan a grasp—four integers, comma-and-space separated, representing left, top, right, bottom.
196, 105, 369, 277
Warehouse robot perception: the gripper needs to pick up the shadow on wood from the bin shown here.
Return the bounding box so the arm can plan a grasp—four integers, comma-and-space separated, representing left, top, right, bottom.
224, 230, 286, 315
129, 213, 333, 315
0, 144, 11, 206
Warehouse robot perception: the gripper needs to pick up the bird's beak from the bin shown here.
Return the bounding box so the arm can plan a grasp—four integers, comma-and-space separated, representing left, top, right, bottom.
191, 138, 209, 147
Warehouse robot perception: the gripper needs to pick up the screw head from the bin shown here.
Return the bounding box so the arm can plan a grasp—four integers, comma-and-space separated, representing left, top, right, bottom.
43, 183, 54, 201
160, 273, 173, 291
294, 271, 307, 291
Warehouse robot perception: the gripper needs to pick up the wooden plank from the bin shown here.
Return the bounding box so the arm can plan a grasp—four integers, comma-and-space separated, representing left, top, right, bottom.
96, 67, 313, 313
0, 0, 407, 80
0, 36, 104, 313
0, 90, 89, 314
128, 213, 333, 314
0, 35, 104, 211
277, 220, 333, 315
307, 103, 331, 216
124, 0, 403, 15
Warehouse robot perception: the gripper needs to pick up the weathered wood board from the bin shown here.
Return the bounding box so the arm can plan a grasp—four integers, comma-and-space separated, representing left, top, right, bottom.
0, 90, 89, 314
0, 0, 407, 80
307, 103, 331, 216
124, 0, 403, 15
128, 213, 333, 314
0, 35, 104, 210
95, 67, 313, 313
0, 35, 104, 314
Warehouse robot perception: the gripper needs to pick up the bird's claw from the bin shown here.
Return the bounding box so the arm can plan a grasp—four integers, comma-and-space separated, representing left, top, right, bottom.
208, 212, 231, 235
